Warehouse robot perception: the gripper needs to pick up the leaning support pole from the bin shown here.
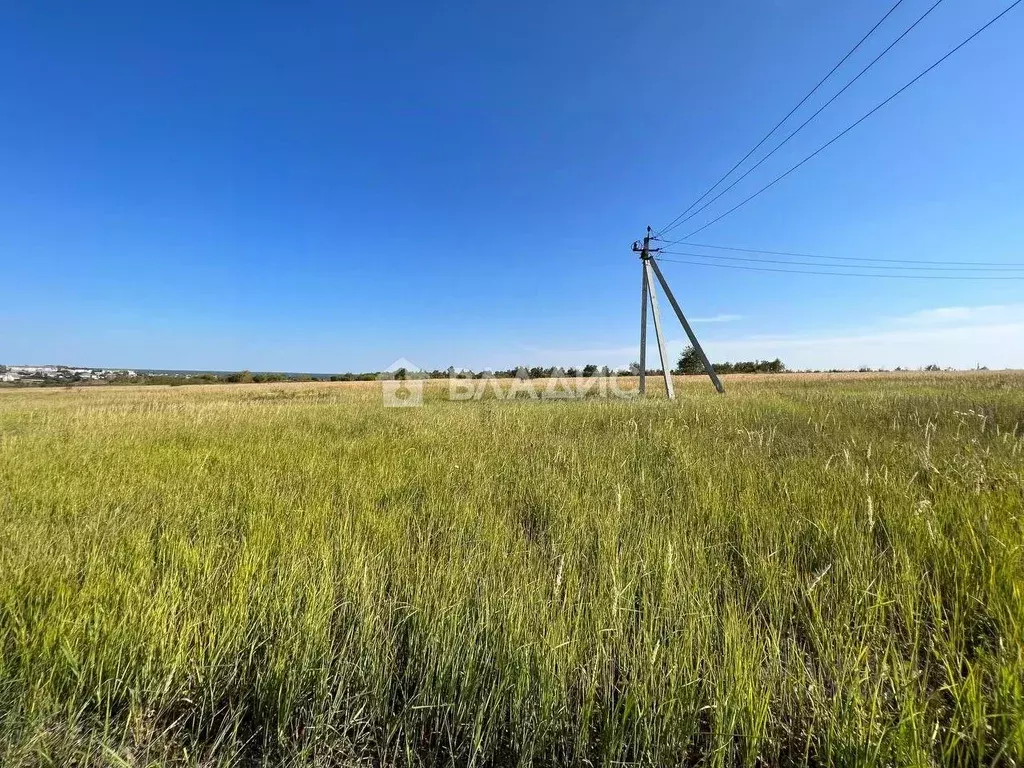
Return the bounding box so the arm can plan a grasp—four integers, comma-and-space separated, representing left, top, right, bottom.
644, 260, 676, 400
648, 256, 725, 394
639, 261, 648, 395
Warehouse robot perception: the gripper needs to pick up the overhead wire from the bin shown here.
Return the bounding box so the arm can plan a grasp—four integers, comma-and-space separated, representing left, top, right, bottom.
658, 249, 1024, 272
660, 0, 948, 236
652, 240, 1024, 267
671, 0, 1024, 241
657, 0, 910, 236
654, 255, 1024, 280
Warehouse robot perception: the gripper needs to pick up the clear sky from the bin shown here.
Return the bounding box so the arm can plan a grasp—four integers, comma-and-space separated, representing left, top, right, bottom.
2, 1, 1023, 372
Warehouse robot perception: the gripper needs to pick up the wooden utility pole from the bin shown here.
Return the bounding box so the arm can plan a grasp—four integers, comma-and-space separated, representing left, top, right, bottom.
648, 257, 724, 393
632, 226, 724, 397
639, 253, 648, 395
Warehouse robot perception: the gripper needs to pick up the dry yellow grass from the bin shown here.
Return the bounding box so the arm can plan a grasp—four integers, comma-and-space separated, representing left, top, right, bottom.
0, 370, 1021, 765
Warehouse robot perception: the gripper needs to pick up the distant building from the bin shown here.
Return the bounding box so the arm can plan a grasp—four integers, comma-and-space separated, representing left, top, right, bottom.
0, 364, 138, 383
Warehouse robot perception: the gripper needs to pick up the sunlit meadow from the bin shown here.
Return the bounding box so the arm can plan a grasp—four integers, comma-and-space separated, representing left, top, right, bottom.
0, 373, 1021, 766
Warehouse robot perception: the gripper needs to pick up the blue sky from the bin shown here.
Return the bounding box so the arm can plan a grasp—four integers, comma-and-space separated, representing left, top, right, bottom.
2, 1, 1023, 372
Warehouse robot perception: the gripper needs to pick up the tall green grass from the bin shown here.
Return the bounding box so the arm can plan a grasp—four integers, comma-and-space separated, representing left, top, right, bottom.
0, 374, 1021, 766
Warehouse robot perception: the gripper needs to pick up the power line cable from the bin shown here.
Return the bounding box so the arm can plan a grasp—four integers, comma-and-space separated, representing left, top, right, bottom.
659, 249, 1024, 272
653, 240, 1024, 267
661, 0, 947, 236
674, 0, 1024, 242
654, 256, 1024, 280
658, 0, 910, 236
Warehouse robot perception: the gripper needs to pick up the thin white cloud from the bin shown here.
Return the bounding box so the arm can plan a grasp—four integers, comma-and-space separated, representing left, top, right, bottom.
511, 304, 1024, 371
703, 322, 1023, 370
893, 304, 1024, 326
690, 313, 743, 323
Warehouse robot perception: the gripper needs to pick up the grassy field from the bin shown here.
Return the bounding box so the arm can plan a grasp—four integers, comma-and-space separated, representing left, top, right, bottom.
0, 373, 1022, 766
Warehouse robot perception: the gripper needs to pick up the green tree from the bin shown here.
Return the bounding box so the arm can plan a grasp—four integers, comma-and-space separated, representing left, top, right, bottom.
676, 346, 704, 375
226, 370, 254, 384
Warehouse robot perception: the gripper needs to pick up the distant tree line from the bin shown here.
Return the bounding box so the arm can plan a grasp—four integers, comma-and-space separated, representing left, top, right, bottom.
675, 346, 785, 375
137, 365, 642, 386
6, 357, 981, 389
